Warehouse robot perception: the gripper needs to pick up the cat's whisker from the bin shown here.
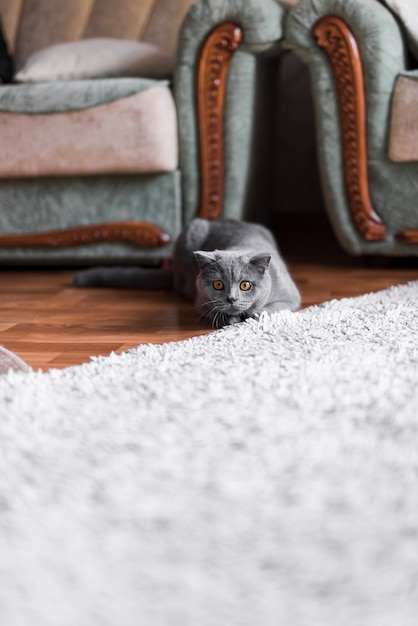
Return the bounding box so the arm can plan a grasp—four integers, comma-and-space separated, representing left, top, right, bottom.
196, 309, 212, 327
196, 299, 218, 312
213, 311, 222, 329
203, 306, 219, 329
212, 310, 229, 329
210, 309, 219, 328
195, 301, 219, 328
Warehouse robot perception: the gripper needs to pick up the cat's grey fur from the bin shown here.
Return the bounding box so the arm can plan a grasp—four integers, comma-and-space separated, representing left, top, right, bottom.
74, 218, 300, 327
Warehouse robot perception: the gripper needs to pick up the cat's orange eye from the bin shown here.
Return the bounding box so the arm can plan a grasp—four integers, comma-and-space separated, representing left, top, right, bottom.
213, 280, 224, 291
240, 281, 252, 291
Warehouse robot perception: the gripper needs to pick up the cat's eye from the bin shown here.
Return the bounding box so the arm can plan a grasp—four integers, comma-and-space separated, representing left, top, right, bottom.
240, 280, 252, 291
213, 280, 224, 291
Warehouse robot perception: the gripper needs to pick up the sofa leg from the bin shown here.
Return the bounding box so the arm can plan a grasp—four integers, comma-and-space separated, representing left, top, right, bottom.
196, 22, 243, 220
314, 16, 386, 242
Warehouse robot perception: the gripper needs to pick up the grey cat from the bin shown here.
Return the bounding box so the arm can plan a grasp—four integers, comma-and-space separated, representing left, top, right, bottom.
74, 218, 300, 327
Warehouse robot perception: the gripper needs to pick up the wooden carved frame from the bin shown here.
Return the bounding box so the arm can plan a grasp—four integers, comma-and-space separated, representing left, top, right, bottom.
395, 230, 418, 245
314, 16, 387, 242
196, 22, 243, 220
0, 221, 171, 248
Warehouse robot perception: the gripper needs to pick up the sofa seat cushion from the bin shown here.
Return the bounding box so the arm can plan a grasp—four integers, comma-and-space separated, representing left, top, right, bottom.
0, 80, 177, 177
0, 172, 181, 264
388, 73, 418, 162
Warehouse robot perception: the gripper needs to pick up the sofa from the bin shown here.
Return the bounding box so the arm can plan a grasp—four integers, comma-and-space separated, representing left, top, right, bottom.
0, 0, 285, 265
283, 0, 418, 257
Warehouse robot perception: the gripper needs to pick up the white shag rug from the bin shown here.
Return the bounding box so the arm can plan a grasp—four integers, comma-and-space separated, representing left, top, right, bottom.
1, 281, 418, 626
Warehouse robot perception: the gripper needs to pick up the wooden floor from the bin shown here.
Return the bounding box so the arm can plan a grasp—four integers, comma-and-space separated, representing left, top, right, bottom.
2, 214, 418, 371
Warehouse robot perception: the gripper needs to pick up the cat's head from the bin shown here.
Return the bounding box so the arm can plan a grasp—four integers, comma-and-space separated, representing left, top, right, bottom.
194, 250, 272, 327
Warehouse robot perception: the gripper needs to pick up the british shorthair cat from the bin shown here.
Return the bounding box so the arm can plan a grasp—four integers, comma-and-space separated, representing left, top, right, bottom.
74, 218, 300, 327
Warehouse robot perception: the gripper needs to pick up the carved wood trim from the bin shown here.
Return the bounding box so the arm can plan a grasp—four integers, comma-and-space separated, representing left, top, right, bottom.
395, 230, 418, 244
314, 16, 386, 242
0, 221, 171, 248
196, 21, 243, 220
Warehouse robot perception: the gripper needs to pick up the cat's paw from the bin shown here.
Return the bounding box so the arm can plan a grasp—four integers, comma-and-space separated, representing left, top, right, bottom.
223, 313, 249, 325
225, 314, 242, 325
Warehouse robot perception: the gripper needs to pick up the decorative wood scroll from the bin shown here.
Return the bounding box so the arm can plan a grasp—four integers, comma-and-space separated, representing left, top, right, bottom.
0, 221, 171, 248
314, 16, 386, 242
395, 230, 418, 244
197, 22, 243, 220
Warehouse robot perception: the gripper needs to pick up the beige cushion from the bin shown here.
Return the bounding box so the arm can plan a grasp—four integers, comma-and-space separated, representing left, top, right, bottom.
1, 0, 191, 72
13, 0, 96, 70
142, 0, 195, 69
388, 75, 418, 162
0, 86, 178, 177
15, 39, 172, 82
84, 0, 157, 40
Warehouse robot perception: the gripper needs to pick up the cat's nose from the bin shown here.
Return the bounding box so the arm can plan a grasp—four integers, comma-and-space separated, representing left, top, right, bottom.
226, 296, 236, 304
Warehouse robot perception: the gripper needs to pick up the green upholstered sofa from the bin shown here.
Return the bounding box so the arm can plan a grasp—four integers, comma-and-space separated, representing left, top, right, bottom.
0, 0, 285, 265
284, 0, 418, 256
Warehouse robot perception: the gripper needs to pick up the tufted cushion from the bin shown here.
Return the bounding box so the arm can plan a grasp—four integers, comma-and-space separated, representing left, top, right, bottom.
0, 0, 196, 72
84, 0, 156, 41
142, 0, 195, 69
14, 0, 96, 70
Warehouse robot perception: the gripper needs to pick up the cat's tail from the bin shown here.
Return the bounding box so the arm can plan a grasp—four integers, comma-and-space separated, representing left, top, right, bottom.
73, 266, 174, 290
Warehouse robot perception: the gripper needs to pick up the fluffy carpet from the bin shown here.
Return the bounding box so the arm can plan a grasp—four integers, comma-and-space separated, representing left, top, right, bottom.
1, 281, 418, 626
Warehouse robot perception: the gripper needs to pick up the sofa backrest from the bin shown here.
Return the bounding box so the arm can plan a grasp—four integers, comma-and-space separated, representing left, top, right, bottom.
0, 0, 195, 70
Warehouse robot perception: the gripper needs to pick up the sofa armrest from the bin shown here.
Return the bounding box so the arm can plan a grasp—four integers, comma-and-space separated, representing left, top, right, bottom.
284, 0, 408, 159
280, 0, 410, 250
174, 0, 284, 223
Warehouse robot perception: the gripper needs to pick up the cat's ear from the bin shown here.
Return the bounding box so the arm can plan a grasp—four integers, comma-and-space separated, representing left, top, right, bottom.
249, 254, 271, 273
194, 250, 217, 269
